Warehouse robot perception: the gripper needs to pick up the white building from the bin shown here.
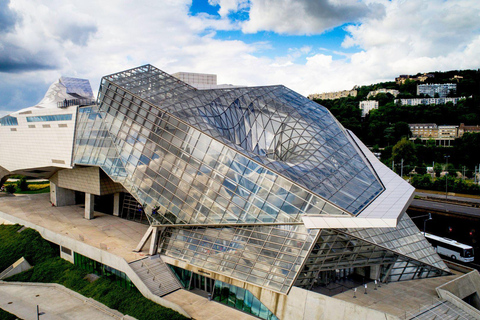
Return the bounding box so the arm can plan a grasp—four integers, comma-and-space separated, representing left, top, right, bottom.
359, 100, 379, 117
417, 83, 457, 98
308, 88, 358, 100
395, 97, 465, 106
367, 88, 400, 98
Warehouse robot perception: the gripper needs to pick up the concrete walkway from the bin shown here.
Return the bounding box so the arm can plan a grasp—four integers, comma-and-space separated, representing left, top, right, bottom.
0, 281, 135, 320
0, 193, 149, 262
334, 273, 460, 319
0, 193, 257, 320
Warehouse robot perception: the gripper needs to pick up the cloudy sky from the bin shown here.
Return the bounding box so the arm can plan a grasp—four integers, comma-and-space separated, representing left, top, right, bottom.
1, 0, 480, 116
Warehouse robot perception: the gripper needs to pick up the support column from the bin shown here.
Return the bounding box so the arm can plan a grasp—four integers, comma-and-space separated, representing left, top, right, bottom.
113, 193, 120, 217
149, 227, 160, 256
50, 181, 75, 207
85, 193, 95, 220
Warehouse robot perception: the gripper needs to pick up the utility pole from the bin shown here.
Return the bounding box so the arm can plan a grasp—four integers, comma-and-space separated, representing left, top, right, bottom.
445, 155, 450, 200
392, 160, 394, 172
401, 158, 404, 177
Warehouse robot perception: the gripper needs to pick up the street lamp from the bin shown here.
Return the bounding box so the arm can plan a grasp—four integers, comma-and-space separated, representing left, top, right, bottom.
444, 155, 450, 200
424, 213, 432, 236
411, 213, 433, 236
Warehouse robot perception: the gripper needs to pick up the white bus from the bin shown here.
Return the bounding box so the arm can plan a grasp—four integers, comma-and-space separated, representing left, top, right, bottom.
425, 233, 474, 263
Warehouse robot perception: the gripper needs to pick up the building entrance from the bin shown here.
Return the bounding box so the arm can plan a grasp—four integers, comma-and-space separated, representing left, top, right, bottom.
189, 272, 215, 294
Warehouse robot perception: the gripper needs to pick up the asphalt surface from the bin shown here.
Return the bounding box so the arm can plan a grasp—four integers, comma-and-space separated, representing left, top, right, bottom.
410, 199, 480, 217
415, 191, 480, 204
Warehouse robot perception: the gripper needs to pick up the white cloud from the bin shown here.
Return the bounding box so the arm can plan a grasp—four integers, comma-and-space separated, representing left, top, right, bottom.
242, 0, 385, 35
1, 0, 480, 114
208, 0, 249, 18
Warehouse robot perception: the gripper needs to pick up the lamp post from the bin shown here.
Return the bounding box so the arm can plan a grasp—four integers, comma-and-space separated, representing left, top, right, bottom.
444, 155, 450, 200
412, 213, 433, 236
423, 213, 432, 236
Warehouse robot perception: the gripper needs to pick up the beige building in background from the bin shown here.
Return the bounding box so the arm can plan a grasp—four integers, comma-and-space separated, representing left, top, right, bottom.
308, 88, 357, 100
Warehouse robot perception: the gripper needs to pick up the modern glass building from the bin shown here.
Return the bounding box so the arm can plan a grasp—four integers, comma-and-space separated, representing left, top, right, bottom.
0, 65, 451, 319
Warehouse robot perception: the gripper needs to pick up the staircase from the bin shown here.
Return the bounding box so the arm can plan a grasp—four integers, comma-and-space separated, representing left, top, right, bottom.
409, 300, 477, 320
129, 255, 182, 297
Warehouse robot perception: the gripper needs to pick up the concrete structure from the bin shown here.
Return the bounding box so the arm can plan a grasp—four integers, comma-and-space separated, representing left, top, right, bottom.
417, 83, 457, 98
1, 64, 473, 319
395, 73, 434, 85
0, 257, 32, 280
366, 88, 400, 98
172, 71, 241, 89
438, 125, 459, 141
409, 123, 438, 139
459, 123, 480, 137
395, 97, 465, 106
308, 88, 357, 100
409, 123, 460, 146
0, 281, 136, 320
359, 100, 379, 117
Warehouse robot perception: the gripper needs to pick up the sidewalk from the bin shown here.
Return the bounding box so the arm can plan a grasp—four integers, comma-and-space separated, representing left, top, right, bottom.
0, 281, 135, 320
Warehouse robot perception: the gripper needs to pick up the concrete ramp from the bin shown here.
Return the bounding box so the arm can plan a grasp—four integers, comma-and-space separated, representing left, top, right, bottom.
0, 257, 32, 280
409, 300, 477, 319
129, 256, 181, 297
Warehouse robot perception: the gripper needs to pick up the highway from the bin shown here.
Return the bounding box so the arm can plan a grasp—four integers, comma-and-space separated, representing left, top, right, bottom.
415, 191, 480, 204
410, 199, 480, 217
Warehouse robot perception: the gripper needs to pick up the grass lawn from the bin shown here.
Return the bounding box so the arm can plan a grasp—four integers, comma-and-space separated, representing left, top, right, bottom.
2, 181, 50, 194
0, 225, 188, 320
0, 308, 21, 320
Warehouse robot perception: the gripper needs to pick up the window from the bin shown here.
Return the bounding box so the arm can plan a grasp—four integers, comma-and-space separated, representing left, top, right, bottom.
26, 114, 73, 122
0, 115, 18, 126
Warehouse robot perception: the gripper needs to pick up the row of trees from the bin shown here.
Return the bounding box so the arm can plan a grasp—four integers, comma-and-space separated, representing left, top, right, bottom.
411, 175, 480, 195
381, 133, 480, 177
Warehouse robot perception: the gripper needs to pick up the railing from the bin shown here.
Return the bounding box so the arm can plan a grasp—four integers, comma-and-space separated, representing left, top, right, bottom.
57, 98, 96, 108
140, 260, 164, 290
405, 299, 471, 320
0, 265, 13, 280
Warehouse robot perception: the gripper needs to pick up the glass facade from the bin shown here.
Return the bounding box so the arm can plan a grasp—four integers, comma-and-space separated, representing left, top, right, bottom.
0, 115, 18, 126
26, 114, 73, 122
162, 224, 318, 293
74, 252, 136, 290
70, 64, 450, 318
169, 264, 278, 320
346, 213, 448, 271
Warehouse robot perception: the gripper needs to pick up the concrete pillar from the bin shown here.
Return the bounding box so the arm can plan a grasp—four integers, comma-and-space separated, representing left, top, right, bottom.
370, 265, 381, 281
149, 227, 160, 255
50, 181, 75, 207
113, 193, 120, 217
85, 193, 94, 220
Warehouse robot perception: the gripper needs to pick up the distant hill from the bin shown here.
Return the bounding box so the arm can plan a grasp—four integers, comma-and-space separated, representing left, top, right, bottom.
311, 69, 480, 148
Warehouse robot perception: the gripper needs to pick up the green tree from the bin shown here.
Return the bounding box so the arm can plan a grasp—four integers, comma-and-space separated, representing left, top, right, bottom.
5, 184, 15, 194
16, 176, 28, 192
446, 163, 456, 177
415, 165, 427, 175
392, 137, 417, 166
434, 163, 443, 177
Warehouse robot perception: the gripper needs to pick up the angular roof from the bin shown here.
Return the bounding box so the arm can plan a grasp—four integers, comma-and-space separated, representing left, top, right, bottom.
102, 64, 384, 215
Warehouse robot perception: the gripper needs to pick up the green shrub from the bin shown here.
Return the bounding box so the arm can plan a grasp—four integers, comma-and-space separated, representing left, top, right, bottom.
16, 177, 29, 191
0, 225, 58, 271
0, 308, 19, 320
5, 184, 15, 194
0, 225, 188, 320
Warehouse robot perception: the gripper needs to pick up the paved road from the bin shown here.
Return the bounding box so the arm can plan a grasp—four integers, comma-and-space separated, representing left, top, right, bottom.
410, 199, 480, 217
415, 191, 480, 204
0, 281, 133, 320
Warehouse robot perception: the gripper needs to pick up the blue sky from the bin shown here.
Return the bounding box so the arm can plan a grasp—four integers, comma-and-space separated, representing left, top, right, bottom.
1, 0, 480, 116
